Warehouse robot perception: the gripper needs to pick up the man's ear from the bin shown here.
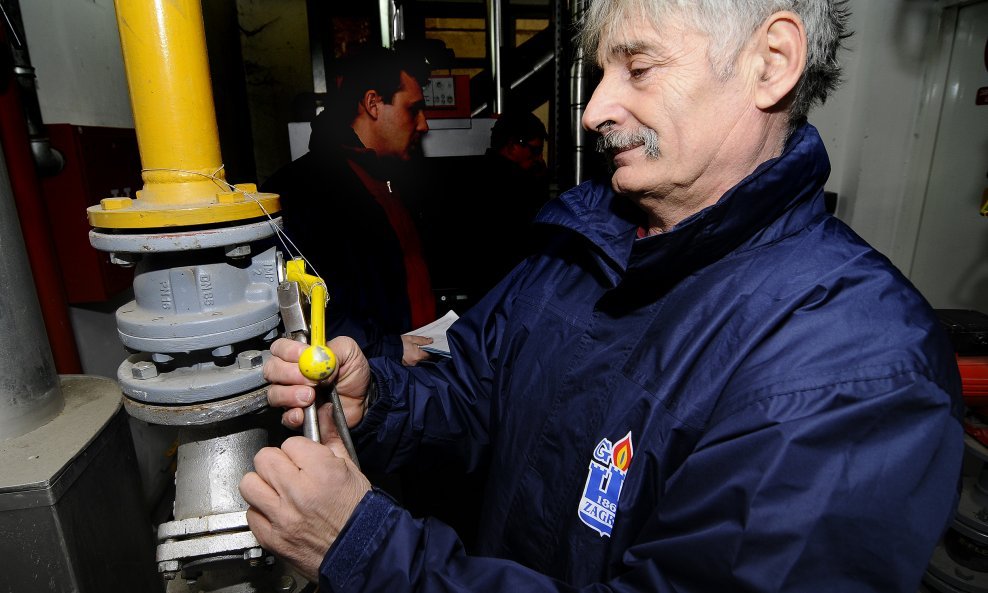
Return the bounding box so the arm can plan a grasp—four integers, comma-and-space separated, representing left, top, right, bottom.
360, 90, 382, 120
752, 11, 807, 111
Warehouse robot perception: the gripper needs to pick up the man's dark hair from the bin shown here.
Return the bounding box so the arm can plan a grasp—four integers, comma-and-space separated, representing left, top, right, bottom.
490, 111, 548, 151
323, 43, 431, 130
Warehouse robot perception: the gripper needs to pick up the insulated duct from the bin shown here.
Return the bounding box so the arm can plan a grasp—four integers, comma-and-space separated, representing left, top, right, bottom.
0, 126, 159, 593
0, 137, 63, 441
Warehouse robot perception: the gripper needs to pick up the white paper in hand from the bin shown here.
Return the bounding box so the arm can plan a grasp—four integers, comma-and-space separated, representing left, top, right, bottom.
404, 310, 459, 357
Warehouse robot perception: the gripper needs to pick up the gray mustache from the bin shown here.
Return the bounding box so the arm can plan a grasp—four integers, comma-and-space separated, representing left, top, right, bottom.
596, 127, 660, 159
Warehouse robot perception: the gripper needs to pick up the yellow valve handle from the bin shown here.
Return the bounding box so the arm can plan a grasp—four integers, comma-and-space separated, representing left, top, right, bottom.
282, 258, 359, 465
285, 259, 337, 381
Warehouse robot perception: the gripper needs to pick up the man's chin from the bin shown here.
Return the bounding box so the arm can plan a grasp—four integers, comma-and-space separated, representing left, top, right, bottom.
609, 167, 645, 196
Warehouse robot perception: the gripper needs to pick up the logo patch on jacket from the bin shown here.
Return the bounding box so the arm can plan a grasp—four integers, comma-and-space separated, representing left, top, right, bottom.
578, 431, 634, 537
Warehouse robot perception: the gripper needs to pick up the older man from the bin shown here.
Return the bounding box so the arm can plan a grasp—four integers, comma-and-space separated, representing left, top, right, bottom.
242, 2, 963, 592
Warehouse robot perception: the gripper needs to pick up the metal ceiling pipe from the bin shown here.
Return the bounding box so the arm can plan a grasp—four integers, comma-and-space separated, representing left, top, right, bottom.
0, 0, 65, 177
0, 139, 63, 441
569, 0, 590, 186
378, 0, 404, 47
486, 0, 504, 115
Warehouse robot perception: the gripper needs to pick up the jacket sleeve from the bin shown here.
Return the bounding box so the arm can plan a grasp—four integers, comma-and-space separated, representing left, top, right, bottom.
324, 366, 962, 593
325, 305, 404, 362
349, 270, 517, 474
320, 490, 579, 593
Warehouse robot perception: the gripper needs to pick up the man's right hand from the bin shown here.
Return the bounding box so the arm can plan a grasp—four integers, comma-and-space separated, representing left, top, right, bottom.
264, 337, 372, 444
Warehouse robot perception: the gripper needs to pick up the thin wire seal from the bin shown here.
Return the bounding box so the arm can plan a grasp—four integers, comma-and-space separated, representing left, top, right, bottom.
140, 166, 325, 281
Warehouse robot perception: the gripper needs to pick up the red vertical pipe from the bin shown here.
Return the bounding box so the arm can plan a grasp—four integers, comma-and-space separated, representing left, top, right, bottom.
0, 30, 83, 374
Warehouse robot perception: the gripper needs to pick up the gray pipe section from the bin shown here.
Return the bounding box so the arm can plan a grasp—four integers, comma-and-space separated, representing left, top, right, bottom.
486, 0, 504, 114
570, 0, 590, 186
0, 140, 64, 441
378, 0, 404, 47
570, 46, 588, 185
378, 0, 391, 47
393, 3, 405, 43
173, 425, 267, 519
2, 0, 64, 177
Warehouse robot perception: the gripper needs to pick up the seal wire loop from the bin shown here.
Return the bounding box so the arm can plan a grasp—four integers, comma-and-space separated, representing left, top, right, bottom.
140, 166, 324, 281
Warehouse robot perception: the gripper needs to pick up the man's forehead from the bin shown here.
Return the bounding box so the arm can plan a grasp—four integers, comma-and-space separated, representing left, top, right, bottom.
397, 71, 425, 99
594, 15, 680, 64
603, 39, 665, 59
597, 34, 672, 66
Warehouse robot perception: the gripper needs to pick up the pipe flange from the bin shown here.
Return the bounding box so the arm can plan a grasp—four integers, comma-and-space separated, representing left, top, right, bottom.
926, 530, 988, 593
117, 313, 281, 353
122, 384, 270, 425
87, 191, 281, 230
90, 217, 282, 253
119, 351, 271, 404
156, 529, 261, 563
158, 511, 250, 541
956, 474, 988, 542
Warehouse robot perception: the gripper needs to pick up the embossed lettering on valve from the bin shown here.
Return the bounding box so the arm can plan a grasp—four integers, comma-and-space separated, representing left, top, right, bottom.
159, 280, 172, 310
257, 261, 276, 284
199, 273, 214, 306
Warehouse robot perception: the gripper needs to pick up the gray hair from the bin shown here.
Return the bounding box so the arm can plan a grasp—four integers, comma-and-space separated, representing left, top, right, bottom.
580, 0, 851, 126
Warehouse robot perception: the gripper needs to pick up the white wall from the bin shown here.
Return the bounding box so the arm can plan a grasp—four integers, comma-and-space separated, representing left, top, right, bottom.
812, 0, 942, 267
22, 0, 132, 128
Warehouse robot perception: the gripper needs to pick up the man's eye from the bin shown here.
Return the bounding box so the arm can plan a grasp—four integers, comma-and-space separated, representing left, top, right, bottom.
629, 66, 652, 80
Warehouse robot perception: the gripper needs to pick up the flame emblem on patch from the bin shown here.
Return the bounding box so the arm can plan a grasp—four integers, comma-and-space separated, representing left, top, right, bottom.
612, 432, 633, 472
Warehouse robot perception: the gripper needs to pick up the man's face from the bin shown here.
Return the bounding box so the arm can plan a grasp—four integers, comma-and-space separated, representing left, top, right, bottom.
376, 71, 429, 160
582, 12, 763, 213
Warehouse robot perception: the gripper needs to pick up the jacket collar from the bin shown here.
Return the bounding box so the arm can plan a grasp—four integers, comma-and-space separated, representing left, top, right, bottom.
309, 121, 396, 180
536, 123, 831, 287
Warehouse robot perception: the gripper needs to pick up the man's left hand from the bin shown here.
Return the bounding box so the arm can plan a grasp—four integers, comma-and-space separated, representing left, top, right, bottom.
240, 436, 372, 582
401, 334, 434, 366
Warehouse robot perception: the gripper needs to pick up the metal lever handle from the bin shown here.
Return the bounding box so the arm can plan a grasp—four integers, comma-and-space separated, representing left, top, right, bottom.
283, 259, 360, 468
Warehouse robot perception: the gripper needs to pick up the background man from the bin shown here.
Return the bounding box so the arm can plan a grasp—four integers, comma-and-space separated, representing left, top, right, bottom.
243, 2, 963, 591
262, 45, 434, 365
416, 110, 552, 302
487, 110, 548, 176
472, 111, 552, 293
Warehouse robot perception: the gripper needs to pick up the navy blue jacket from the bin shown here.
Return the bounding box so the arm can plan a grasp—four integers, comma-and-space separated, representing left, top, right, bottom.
321, 124, 963, 592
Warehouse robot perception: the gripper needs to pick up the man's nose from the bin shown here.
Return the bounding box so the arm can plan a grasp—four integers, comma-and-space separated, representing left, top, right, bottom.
582, 74, 620, 133
417, 112, 429, 133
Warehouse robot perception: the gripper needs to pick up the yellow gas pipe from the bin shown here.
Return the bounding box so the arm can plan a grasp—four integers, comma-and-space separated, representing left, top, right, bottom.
87, 0, 279, 229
